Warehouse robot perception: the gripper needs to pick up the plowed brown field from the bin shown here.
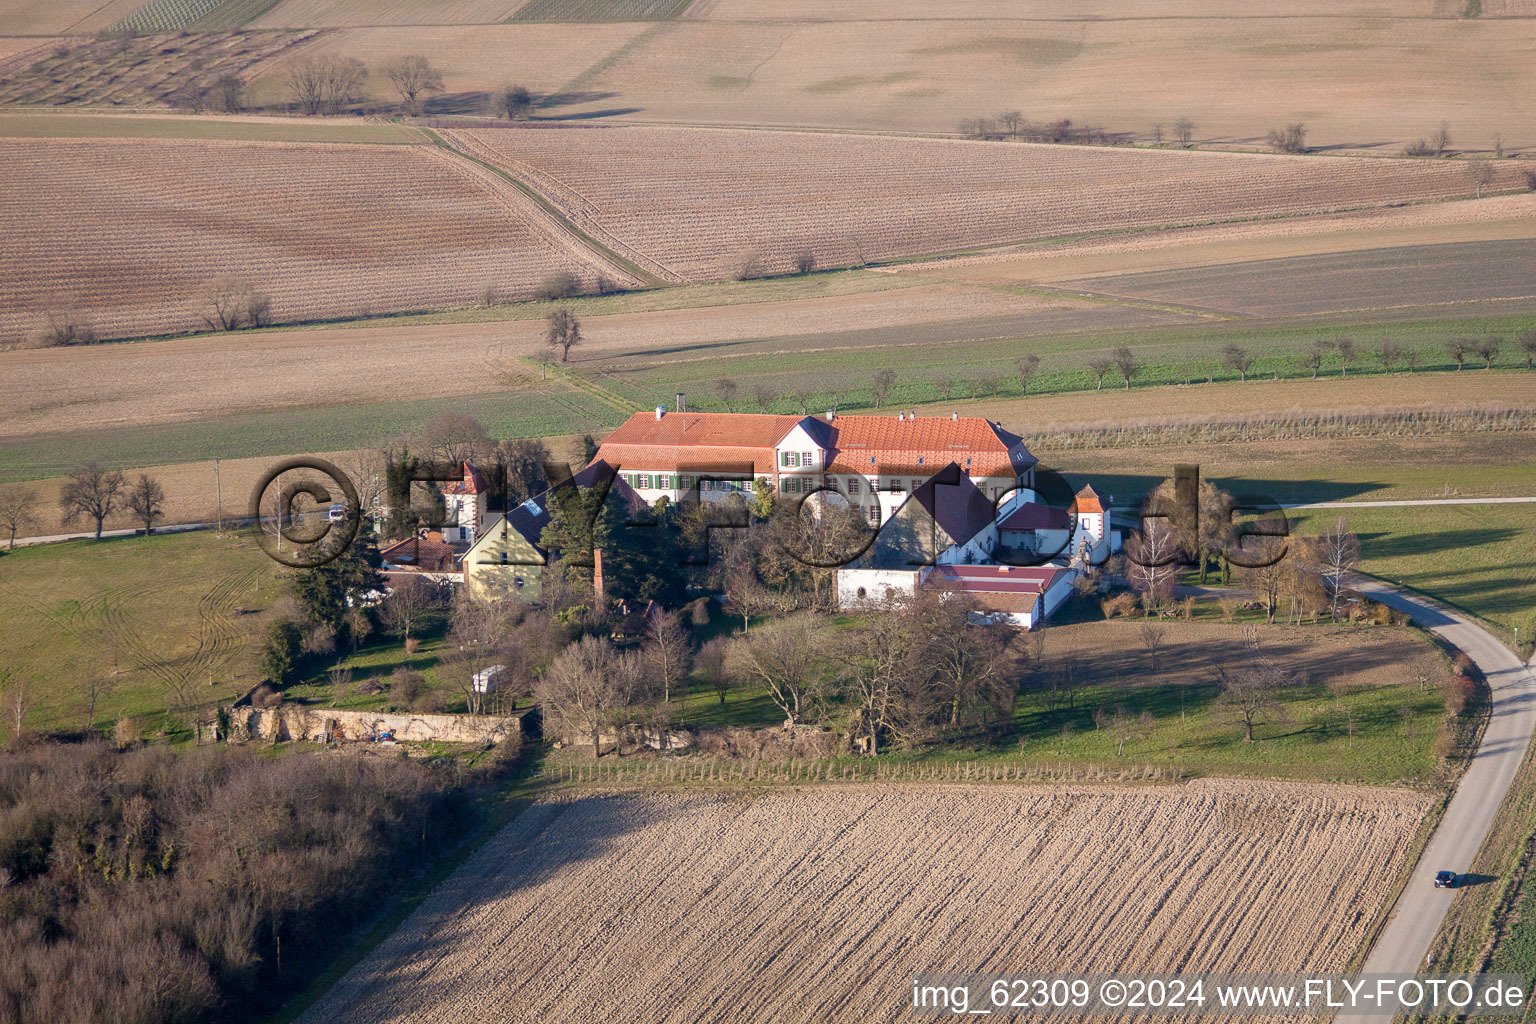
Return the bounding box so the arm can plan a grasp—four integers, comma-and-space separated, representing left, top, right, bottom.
0, 137, 637, 344
299, 781, 1430, 1024
449, 125, 1536, 282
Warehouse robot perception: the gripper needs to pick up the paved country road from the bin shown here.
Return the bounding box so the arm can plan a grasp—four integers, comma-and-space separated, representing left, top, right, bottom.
1336, 576, 1536, 1023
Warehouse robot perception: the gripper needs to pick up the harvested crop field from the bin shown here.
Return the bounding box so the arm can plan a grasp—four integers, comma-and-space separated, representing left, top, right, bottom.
449, 125, 1536, 282
301, 782, 1431, 1024
0, 0, 140, 35
0, 137, 636, 344
0, 281, 1149, 439
897, 193, 1536, 287
1056, 239, 1536, 317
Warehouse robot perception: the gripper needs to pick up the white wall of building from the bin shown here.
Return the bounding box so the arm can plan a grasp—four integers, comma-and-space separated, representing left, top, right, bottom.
836, 568, 919, 608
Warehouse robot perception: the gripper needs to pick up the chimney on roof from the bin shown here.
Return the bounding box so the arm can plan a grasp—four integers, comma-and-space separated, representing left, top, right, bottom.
897, 412, 905, 422
951, 410, 958, 421
676, 392, 685, 412
654, 405, 665, 420
825, 409, 835, 422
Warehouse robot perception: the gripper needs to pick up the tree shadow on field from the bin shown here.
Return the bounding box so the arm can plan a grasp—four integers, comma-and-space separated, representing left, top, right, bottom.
1359, 528, 1519, 561
311, 781, 674, 1016
542, 106, 646, 121
1038, 469, 1391, 509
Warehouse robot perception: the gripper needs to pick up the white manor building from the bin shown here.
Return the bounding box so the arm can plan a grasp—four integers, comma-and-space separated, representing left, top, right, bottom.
593, 407, 1039, 527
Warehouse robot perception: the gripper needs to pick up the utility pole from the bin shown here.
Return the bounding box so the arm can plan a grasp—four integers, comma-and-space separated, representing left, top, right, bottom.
214, 459, 223, 532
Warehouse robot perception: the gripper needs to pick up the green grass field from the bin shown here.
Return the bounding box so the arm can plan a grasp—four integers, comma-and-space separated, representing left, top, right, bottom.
1290, 505, 1536, 644
589, 313, 1536, 417
0, 531, 283, 738
0, 522, 1470, 792
666, 614, 1454, 787
510, 0, 694, 23
112, 0, 279, 33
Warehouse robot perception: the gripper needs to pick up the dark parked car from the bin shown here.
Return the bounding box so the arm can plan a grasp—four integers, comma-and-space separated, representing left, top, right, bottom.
1434, 870, 1458, 888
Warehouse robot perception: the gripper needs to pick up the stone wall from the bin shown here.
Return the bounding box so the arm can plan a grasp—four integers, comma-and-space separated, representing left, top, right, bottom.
219, 706, 526, 746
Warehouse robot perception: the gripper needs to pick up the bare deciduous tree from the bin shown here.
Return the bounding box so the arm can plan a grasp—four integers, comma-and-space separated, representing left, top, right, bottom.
544, 308, 582, 363
1125, 518, 1179, 614
1376, 336, 1404, 373
2, 672, 32, 735
1433, 120, 1453, 156
1472, 334, 1502, 369
36, 308, 97, 347
827, 597, 912, 755
1519, 330, 1536, 370
1221, 343, 1253, 382
123, 473, 166, 536
380, 54, 442, 115
490, 83, 533, 120
1173, 116, 1195, 147
1016, 354, 1041, 396
696, 635, 731, 705
1446, 336, 1470, 370
1334, 336, 1355, 377
1301, 339, 1330, 378
730, 615, 823, 729
285, 56, 367, 115
1087, 357, 1114, 390
1315, 517, 1361, 621
74, 673, 116, 734
1138, 621, 1168, 671
871, 368, 896, 408
421, 413, 490, 467
641, 609, 691, 707
536, 635, 640, 756
714, 377, 738, 411
0, 484, 39, 549
1465, 159, 1495, 197
379, 578, 442, 645
60, 462, 125, 539
1215, 628, 1290, 741
1112, 346, 1139, 389
1267, 123, 1307, 153
210, 73, 244, 113
202, 276, 271, 331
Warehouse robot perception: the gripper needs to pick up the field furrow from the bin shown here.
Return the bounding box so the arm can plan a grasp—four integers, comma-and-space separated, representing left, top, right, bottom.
449, 125, 1536, 283
299, 782, 1431, 1024
0, 136, 637, 344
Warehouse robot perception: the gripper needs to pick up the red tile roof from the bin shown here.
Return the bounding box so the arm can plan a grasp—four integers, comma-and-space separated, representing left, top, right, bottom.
1074, 485, 1105, 515
601, 412, 811, 450
594, 411, 1035, 480
592, 444, 779, 477
380, 531, 464, 573
923, 564, 1066, 596
443, 462, 487, 496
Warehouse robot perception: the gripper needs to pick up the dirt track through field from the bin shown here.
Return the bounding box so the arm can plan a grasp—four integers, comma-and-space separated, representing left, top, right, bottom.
298, 781, 1430, 1024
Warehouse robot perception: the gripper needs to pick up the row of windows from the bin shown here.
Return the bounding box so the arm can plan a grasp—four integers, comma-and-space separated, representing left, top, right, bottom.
622, 473, 749, 492
780, 451, 818, 468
